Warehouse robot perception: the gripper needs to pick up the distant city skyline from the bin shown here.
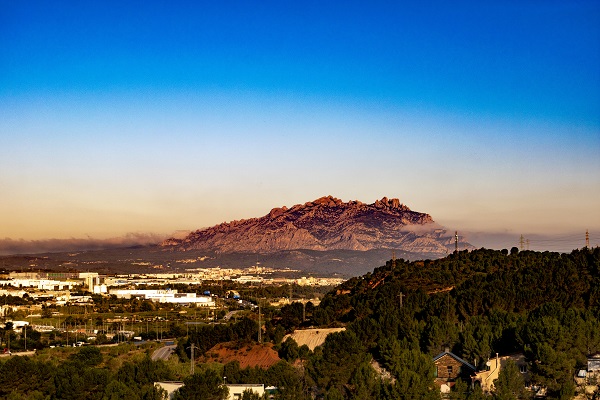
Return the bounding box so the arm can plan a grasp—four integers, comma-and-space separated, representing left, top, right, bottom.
1, 1, 599, 253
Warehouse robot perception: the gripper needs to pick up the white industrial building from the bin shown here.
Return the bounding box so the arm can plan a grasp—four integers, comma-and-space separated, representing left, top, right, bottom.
0, 320, 29, 330
92, 284, 108, 294
79, 272, 100, 289
0, 279, 82, 290
109, 289, 215, 306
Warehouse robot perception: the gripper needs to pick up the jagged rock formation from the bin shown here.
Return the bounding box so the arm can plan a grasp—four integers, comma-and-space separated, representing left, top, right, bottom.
161, 196, 470, 256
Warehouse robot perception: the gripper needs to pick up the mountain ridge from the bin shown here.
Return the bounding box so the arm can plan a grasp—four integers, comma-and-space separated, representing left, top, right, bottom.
161, 196, 471, 256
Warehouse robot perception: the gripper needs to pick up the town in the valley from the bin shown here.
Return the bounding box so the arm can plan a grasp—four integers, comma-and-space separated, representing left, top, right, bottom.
0, 263, 343, 345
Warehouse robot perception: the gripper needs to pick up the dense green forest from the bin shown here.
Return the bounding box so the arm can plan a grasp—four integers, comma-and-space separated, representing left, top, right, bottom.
305, 247, 600, 399
0, 345, 172, 400
1, 247, 599, 399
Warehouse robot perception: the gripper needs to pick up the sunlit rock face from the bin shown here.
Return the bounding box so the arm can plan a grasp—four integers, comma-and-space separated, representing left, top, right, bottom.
161, 196, 469, 255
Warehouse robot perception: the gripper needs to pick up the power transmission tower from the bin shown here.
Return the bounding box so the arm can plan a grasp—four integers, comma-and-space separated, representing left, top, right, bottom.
454, 231, 458, 253
302, 298, 306, 322
392, 250, 396, 266
519, 235, 524, 251
586, 229, 590, 248
188, 343, 197, 375
257, 299, 261, 343
526, 239, 530, 251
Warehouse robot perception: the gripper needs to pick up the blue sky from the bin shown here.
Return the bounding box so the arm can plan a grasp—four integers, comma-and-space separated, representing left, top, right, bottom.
1, 1, 599, 251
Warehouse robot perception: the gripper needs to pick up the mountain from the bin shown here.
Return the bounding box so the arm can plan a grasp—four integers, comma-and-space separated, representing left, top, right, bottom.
161, 196, 471, 257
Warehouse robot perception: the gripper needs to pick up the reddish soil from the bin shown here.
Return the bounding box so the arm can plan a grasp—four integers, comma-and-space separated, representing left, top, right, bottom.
202, 341, 280, 369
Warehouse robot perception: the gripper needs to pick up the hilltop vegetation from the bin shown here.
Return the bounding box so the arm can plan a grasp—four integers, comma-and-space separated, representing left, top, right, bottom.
0, 343, 173, 400
309, 247, 600, 399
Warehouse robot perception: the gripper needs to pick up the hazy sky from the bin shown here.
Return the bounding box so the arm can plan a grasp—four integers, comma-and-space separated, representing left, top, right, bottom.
1, 1, 599, 251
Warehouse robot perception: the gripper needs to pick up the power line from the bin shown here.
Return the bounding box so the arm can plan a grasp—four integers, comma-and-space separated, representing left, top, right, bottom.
498, 231, 598, 252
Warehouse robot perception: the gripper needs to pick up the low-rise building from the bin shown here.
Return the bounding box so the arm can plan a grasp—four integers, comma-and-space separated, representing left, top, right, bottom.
226, 384, 265, 400
93, 284, 108, 294
0, 305, 18, 316
432, 348, 476, 394
79, 272, 100, 289
472, 353, 529, 392
109, 289, 215, 306
1, 320, 29, 330
0, 278, 82, 290
154, 381, 184, 399
589, 352, 600, 372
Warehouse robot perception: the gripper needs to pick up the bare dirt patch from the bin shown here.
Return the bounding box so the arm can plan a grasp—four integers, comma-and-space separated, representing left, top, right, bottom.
283, 328, 346, 351
203, 341, 280, 369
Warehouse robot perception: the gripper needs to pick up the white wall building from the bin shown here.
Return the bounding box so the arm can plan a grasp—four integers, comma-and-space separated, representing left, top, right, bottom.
79, 272, 100, 289
109, 289, 215, 306
93, 284, 108, 294
0, 279, 82, 290
225, 384, 265, 400
0, 305, 18, 317
1, 320, 29, 330
154, 381, 184, 399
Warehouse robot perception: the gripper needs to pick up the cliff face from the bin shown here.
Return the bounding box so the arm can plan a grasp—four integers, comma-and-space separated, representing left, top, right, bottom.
161, 196, 469, 256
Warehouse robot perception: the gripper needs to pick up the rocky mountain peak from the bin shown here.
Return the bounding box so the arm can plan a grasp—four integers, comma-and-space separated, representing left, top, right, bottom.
312, 195, 344, 207
374, 196, 401, 209
161, 196, 470, 257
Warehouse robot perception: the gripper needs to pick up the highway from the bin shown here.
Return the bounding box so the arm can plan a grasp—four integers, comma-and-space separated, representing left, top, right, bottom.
151, 344, 177, 361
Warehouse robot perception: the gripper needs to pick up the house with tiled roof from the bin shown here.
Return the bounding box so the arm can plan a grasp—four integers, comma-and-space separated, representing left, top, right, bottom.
433, 347, 476, 394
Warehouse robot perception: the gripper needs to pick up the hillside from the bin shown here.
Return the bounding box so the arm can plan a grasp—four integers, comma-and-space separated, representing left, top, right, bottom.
304, 247, 600, 398
162, 196, 472, 257
324, 247, 600, 314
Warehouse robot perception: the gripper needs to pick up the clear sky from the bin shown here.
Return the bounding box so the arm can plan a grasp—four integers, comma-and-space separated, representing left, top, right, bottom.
1, 1, 599, 252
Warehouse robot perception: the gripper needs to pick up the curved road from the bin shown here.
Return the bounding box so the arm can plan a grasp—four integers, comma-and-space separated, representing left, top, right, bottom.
151, 344, 177, 361
223, 310, 243, 321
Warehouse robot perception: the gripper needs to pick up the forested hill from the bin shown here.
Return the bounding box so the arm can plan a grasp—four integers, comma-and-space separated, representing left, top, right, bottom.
305, 247, 600, 399
320, 247, 600, 319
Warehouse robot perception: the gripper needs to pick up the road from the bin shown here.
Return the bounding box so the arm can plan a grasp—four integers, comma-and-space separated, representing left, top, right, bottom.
151, 344, 177, 361
223, 310, 244, 321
